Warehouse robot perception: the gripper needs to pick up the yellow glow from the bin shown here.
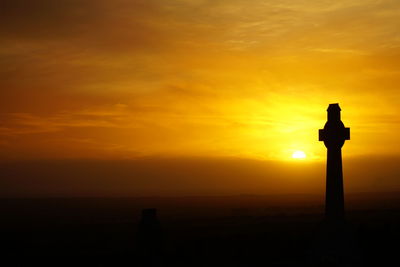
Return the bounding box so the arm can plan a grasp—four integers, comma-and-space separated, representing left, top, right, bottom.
0, 0, 399, 162
292, 150, 306, 159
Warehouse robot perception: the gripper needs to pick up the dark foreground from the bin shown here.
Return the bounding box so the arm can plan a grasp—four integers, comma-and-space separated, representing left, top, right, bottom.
1, 194, 400, 266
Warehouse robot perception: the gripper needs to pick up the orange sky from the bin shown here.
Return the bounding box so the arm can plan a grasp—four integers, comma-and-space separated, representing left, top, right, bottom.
1, 1, 400, 196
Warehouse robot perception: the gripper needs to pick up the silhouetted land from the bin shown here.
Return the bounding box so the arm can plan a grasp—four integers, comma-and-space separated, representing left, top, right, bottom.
1, 193, 400, 266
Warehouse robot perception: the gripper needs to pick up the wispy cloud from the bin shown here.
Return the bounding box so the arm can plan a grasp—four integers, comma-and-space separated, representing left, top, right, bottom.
1, 0, 400, 160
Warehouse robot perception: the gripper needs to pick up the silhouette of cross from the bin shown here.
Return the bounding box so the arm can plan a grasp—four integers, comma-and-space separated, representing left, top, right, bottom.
319, 104, 350, 148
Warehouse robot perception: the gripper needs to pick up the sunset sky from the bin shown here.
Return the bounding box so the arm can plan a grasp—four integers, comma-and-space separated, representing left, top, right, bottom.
1, 0, 400, 197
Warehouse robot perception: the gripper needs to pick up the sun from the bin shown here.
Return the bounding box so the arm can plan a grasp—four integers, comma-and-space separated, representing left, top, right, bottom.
292, 150, 306, 159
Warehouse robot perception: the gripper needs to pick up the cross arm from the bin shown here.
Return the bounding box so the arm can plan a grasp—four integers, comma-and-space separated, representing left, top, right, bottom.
319, 127, 350, 141
319, 129, 325, 141
344, 127, 350, 140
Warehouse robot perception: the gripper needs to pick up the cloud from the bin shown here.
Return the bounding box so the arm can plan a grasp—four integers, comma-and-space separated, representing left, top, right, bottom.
0, 105, 134, 136
0, 156, 399, 197
1, 0, 400, 161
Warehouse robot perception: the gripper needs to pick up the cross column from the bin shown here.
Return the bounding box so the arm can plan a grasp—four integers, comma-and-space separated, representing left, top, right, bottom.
319, 103, 350, 221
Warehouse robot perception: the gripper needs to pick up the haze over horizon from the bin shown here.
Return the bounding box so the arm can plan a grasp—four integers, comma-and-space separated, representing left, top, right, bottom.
1, 0, 400, 197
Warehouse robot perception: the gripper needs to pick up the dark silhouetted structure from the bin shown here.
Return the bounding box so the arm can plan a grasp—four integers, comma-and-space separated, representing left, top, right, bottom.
310, 104, 360, 266
319, 103, 350, 221
136, 208, 164, 266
